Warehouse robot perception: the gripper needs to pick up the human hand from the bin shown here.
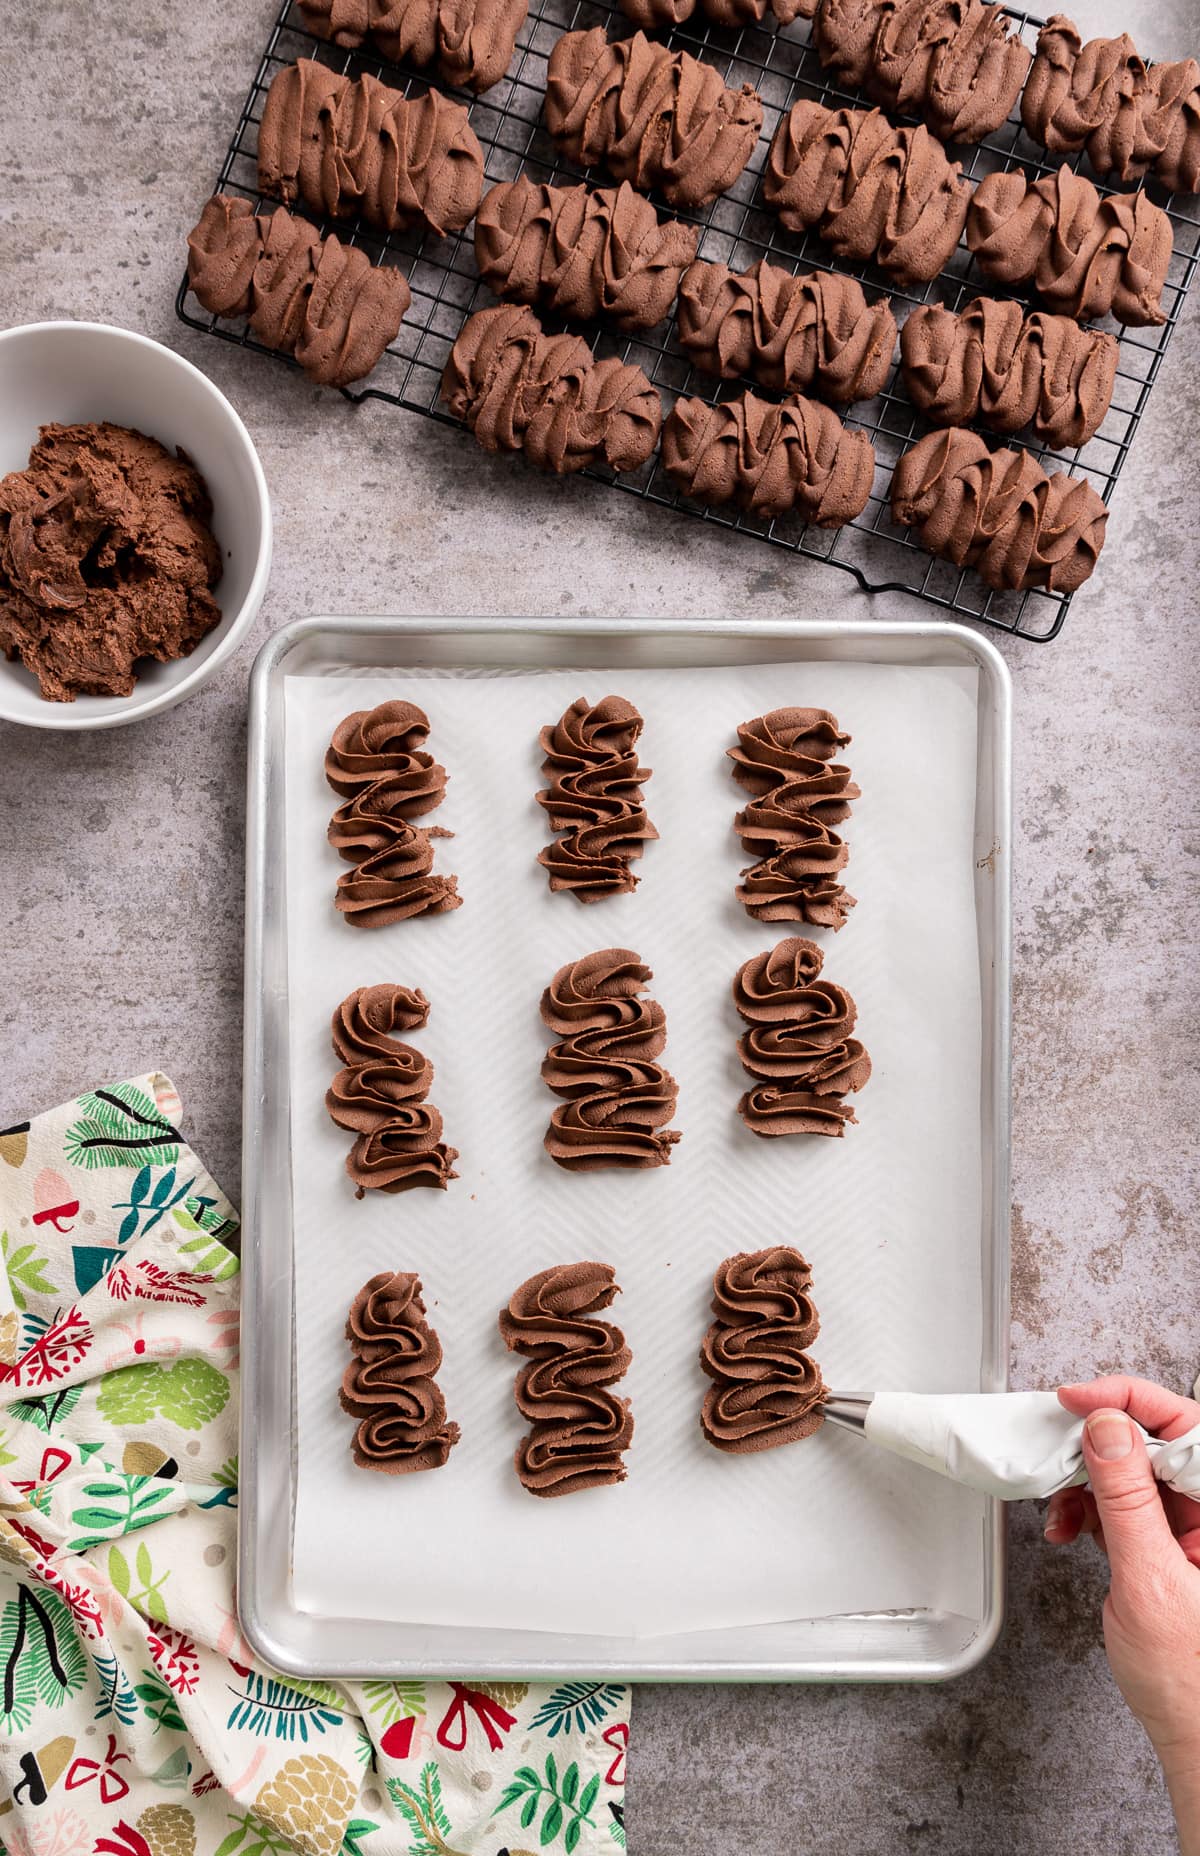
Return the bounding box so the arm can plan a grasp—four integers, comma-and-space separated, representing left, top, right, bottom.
1045, 1376, 1200, 1853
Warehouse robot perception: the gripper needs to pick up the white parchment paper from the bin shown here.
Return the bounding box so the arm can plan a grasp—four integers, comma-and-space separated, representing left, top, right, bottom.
284, 659, 987, 1637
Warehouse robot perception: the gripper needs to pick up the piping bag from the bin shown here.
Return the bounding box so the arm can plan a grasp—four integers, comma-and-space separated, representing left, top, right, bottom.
823, 1391, 1200, 1501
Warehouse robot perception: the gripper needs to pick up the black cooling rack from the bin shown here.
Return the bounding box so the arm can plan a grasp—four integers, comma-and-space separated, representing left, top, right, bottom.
177, 0, 1200, 640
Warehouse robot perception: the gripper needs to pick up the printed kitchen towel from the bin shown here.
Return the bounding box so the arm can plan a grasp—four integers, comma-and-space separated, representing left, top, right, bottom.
0, 1074, 630, 1855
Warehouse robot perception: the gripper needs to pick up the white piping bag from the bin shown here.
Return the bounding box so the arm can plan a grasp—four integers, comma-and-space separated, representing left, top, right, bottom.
823, 1391, 1200, 1502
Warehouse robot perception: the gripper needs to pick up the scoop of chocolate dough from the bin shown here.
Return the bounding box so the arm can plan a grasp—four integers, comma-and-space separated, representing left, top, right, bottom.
0, 422, 222, 704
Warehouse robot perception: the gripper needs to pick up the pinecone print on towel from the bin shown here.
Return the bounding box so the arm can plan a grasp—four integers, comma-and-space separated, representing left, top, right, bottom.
254, 1753, 356, 1856
137, 1802, 197, 1856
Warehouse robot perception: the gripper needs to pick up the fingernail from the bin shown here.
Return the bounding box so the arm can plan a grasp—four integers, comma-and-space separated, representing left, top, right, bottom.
1086, 1411, 1133, 1461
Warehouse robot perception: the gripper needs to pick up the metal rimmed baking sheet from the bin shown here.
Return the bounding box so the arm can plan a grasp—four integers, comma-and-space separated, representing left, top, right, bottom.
241, 616, 1011, 1680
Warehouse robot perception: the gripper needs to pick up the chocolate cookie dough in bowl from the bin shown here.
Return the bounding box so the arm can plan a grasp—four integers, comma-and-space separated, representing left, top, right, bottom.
0, 321, 271, 729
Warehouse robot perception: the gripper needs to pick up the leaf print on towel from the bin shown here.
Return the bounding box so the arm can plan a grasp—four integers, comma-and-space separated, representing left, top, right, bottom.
92, 1647, 139, 1726
96, 1358, 231, 1430
0, 1582, 89, 1734
387, 1761, 467, 1856
135, 1667, 187, 1734
68, 1473, 174, 1551
529, 1680, 625, 1739
496, 1754, 601, 1854
63, 1086, 182, 1172
111, 1166, 197, 1246
226, 1670, 344, 1742
2, 1231, 57, 1312
8, 1383, 83, 1433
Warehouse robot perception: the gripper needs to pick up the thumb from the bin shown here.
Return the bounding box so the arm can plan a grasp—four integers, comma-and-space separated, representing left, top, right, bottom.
1082, 1409, 1176, 1587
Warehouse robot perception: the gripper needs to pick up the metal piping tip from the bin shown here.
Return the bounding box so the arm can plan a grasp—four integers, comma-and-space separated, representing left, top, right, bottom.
822, 1393, 874, 1434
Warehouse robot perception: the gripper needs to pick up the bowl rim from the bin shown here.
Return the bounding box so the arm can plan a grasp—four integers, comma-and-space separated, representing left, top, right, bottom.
0, 319, 273, 732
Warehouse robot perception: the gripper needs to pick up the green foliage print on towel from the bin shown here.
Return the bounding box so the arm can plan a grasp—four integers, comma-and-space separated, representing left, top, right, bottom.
529, 1680, 625, 1738
108, 1541, 171, 1623
97, 1357, 231, 1430
172, 1197, 240, 1279
9, 1383, 83, 1433
226, 1670, 344, 1741
387, 1762, 469, 1856
111, 1165, 197, 1245
496, 1754, 601, 1854
0, 1582, 88, 1735
1, 1231, 56, 1312
68, 1471, 175, 1550
64, 1084, 181, 1172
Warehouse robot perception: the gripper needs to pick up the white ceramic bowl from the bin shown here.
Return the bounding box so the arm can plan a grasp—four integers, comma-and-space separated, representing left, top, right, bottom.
0, 321, 272, 729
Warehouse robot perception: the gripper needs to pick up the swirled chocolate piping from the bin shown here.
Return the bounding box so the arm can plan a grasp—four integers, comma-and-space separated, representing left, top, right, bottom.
730, 708, 859, 928
764, 102, 971, 288
475, 179, 698, 333
544, 29, 763, 211
541, 951, 681, 1170
296, 0, 527, 93
498, 1262, 633, 1496
258, 60, 484, 239
1022, 17, 1200, 195
733, 938, 870, 1136
700, 1247, 826, 1452
810, 0, 1032, 145
326, 700, 460, 924
619, 0, 804, 27
186, 196, 409, 389
900, 296, 1119, 448
676, 259, 896, 405
441, 304, 661, 475
341, 1271, 461, 1473
327, 984, 459, 1194
662, 392, 875, 526
537, 695, 657, 901
966, 165, 1172, 328
890, 427, 1108, 593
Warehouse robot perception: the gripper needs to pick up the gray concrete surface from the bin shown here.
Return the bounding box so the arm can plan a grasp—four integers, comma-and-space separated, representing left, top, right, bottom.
3, 1, 1198, 1849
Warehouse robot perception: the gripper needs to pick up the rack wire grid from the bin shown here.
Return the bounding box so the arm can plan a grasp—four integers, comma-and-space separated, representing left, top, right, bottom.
177, 0, 1200, 641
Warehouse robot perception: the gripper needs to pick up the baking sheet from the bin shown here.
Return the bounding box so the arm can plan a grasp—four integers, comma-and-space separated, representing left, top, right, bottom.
283, 659, 986, 1639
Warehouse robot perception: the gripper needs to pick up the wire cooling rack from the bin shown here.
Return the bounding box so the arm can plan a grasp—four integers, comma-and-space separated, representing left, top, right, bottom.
177, 0, 1200, 640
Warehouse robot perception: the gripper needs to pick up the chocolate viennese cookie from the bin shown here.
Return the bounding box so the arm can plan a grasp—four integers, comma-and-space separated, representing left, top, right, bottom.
258, 59, 484, 239
341, 1271, 460, 1473
966, 164, 1172, 328
662, 392, 875, 527
296, 0, 527, 93
764, 101, 972, 287
732, 937, 870, 1137
1022, 15, 1200, 195
676, 259, 896, 405
476, 178, 697, 332
900, 297, 1119, 449
186, 195, 409, 389
545, 28, 763, 211
890, 427, 1109, 594
441, 304, 661, 476
808, 0, 1032, 145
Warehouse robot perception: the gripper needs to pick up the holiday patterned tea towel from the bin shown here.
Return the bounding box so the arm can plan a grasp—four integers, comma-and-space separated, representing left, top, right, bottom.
0, 1075, 630, 1856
